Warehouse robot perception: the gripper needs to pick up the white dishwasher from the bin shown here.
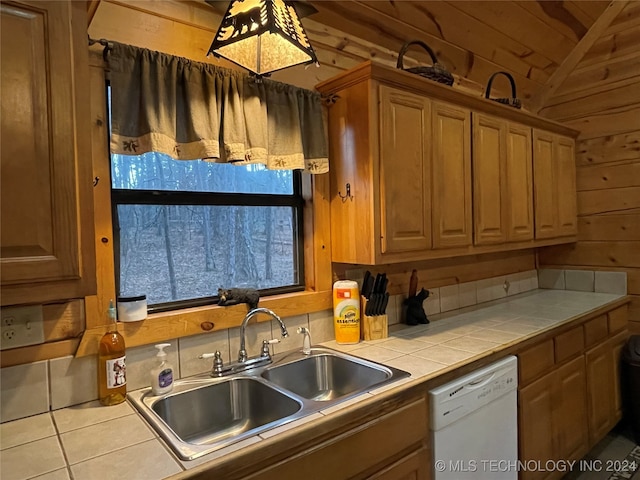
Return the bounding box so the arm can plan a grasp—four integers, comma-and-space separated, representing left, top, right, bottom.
429, 355, 518, 480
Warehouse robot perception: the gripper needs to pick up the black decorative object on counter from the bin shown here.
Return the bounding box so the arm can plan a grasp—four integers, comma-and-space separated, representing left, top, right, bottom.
396, 40, 454, 86
484, 71, 522, 109
404, 288, 430, 326
218, 288, 260, 310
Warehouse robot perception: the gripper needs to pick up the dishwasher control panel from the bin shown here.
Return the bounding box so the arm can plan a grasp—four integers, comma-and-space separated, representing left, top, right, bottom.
429, 356, 518, 431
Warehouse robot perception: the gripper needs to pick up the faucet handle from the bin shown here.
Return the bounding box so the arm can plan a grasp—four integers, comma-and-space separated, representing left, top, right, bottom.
261, 338, 280, 357
199, 351, 225, 376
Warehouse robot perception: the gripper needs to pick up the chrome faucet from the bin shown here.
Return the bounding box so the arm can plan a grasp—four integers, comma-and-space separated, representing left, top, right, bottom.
238, 307, 288, 361
200, 307, 289, 377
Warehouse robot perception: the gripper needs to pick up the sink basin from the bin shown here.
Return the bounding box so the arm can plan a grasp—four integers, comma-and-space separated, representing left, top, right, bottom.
128, 347, 409, 460
129, 377, 302, 460
262, 352, 393, 401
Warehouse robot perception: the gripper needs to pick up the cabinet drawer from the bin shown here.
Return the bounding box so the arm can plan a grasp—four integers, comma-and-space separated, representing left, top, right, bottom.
555, 326, 585, 363
608, 306, 628, 334
519, 339, 555, 385
584, 315, 608, 348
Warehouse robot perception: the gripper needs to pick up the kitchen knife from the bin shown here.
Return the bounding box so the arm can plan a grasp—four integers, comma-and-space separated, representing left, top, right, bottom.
380, 292, 389, 315
361, 271, 372, 297
372, 273, 382, 295
362, 274, 374, 299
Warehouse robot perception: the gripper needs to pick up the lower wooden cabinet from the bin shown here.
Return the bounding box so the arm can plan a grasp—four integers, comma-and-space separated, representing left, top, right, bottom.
519, 356, 588, 480
586, 330, 627, 445
245, 396, 430, 480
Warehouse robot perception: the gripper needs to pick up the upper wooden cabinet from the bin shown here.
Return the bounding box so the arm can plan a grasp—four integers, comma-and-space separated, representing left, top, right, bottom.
0, 1, 95, 305
316, 61, 578, 265
472, 114, 533, 245
533, 130, 578, 239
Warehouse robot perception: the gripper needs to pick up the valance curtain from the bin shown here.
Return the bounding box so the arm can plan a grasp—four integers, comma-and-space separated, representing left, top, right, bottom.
107, 42, 328, 174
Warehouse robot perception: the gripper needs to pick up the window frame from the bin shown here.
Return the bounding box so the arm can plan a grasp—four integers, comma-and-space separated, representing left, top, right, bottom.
110, 172, 307, 313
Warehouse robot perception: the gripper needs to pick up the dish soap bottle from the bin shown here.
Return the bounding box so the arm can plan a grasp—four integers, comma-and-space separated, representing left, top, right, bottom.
98, 300, 127, 406
150, 343, 174, 395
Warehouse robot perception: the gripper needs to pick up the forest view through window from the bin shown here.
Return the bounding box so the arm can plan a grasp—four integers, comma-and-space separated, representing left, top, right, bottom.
111, 153, 304, 311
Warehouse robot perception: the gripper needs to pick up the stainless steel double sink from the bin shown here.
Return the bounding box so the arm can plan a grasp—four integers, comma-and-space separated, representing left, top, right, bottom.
128, 347, 410, 460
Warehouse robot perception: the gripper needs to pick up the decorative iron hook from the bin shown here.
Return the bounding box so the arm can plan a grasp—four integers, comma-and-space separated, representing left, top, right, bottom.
93, 176, 100, 186
338, 183, 353, 203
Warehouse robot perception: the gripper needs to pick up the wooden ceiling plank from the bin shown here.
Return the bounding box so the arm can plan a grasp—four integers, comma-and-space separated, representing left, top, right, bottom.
543, 76, 640, 110
516, 0, 589, 43
447, 1, 573, 65
568, 0, 612, 21
554, 51, 640, 98
358, 0, 554, 82
530, 0, 629, 113
307, 1, 544, 100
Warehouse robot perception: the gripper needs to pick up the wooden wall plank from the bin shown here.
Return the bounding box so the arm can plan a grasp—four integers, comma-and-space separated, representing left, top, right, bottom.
42, 301, 85, 342
578, 186, 640, 215
555, 52, 640, 98
577, 215, 640, 242
537, 242, 640, 269
576, 131, 640, 166
0, 339, 80, 368
541, 80, 640, 121
568, 1, 612, 21
578, 23, 640, 69
577, 162, 640, 191
564, 103, 640, 140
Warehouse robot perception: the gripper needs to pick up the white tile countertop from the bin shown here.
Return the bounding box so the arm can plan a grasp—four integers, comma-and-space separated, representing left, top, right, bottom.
0, 289, 627, 480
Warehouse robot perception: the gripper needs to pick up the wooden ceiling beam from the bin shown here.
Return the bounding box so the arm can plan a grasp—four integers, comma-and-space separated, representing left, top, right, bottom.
87, 0, 101, 27
530, 0, 629, 114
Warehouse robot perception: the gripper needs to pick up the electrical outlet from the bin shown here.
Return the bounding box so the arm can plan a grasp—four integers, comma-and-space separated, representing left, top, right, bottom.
0, 305, 45, 350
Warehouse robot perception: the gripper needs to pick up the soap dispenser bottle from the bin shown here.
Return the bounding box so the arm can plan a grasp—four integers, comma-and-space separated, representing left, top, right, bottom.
150, 343, 174, 395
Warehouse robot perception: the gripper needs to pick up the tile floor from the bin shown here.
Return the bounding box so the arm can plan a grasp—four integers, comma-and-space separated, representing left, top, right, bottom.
565, 420, 640, 480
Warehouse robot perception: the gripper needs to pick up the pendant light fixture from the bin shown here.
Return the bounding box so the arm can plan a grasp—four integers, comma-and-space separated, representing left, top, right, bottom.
208, 0, 318, 77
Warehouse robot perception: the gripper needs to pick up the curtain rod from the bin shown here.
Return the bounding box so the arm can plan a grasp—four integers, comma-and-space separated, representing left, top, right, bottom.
88, 36, 113, 60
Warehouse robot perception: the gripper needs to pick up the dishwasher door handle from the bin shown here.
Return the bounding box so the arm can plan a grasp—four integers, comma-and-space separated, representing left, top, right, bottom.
466, 372, 496, 389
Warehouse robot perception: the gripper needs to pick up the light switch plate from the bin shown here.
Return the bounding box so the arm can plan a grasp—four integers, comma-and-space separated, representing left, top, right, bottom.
1, 305, 45, 350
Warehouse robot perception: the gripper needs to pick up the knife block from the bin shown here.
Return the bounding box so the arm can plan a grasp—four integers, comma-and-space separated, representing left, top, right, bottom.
360, 296, 388, 341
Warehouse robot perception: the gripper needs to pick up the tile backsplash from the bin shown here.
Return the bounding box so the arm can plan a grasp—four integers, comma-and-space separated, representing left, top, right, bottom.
538, 268, 627, 295
5, 267, 623, 424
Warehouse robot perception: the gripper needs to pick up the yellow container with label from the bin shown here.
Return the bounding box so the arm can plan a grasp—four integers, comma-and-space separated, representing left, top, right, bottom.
333, 280, 360, 344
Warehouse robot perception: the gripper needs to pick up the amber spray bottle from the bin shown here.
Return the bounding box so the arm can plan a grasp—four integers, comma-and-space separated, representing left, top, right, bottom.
98, 300, 127, 405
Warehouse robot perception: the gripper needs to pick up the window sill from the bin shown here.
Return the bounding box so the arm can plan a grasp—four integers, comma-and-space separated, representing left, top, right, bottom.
75, 289, 332, 357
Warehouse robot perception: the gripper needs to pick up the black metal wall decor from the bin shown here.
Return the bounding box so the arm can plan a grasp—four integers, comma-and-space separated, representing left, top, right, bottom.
208, 0, 318, 76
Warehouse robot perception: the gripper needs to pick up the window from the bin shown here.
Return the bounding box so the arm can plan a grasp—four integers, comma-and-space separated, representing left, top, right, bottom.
110, 152, 305, 312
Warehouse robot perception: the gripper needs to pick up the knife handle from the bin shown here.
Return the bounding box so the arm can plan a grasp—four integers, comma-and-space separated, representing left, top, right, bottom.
408, 269, 418, 298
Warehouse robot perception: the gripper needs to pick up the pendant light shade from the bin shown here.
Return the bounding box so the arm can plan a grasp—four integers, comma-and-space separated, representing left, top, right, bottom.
208, 0, 318, 76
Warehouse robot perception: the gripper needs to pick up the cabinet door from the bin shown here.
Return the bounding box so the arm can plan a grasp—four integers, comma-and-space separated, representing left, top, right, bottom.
0, 1, 95, 304
505, 123, 534, 241
555, 136, 577, 236
379, 86, 432, 254
554, 356, 589, 463
367, 447, 430, 480
519, 372, 557, 480
472, 114, 506, 245
586, 341, 614, 444
610, 331, 627, 422
533, 131, 557, 239
432, 102, 472, 248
